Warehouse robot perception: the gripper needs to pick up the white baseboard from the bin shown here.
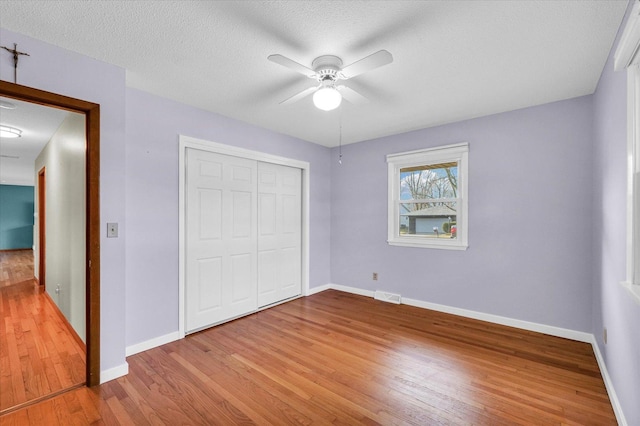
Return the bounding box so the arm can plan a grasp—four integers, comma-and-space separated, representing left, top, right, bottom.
100, 362, 129, 384
320, 284, 590, 341
126, 331, 181, 357
402, 297, 592, 343
590, 336, 628, 426
306, 283, 331, 296
329, 283, 374, 298
313, 284, 626, 424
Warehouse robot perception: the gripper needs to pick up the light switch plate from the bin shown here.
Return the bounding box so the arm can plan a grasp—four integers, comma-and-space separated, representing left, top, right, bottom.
107, 222, 118, 238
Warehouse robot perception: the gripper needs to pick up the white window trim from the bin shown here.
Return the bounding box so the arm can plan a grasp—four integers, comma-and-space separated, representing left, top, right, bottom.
615, 0, 640, 305
387, 142, 468, 250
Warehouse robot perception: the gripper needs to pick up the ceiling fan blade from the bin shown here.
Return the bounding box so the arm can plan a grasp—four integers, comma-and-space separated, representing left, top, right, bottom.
337, 85, 368, 105
340, 50, 393, 79
280, 85, 319, 105
268, 54, 316, 78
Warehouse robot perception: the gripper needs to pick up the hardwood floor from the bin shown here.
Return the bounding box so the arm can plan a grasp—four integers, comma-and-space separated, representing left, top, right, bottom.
0, 289, 616, 425
0, 250, 34, 289
0, 250, 86, 414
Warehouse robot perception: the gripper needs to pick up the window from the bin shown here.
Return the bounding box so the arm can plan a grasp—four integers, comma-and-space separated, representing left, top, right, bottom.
614, 0, 640, 303
387, 143, 468, 249
630, 64, 640, 297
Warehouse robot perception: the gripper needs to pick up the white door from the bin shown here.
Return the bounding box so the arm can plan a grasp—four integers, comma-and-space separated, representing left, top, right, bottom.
185, 148, 257, 333
257, 162, 302, 307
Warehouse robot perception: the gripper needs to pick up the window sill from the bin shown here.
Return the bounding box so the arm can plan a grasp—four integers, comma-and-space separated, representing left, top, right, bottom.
621, 281, 640, 306
388, 239, 468, 250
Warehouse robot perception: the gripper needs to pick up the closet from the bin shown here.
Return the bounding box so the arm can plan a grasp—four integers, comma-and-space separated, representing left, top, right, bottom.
184, 148, 302, 333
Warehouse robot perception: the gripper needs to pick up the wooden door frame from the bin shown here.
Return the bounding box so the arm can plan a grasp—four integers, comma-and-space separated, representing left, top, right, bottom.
37, 167, 46, 289
0, 81, 101, 387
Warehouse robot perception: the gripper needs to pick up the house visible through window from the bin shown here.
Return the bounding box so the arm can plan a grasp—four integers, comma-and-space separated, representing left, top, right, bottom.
387, 143, 468, 249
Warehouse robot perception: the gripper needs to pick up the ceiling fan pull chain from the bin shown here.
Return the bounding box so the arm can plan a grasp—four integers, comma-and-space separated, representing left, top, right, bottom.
339, 110, 343, 165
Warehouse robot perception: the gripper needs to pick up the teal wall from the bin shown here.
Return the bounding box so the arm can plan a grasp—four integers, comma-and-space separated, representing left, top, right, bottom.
0, 184, 34, 250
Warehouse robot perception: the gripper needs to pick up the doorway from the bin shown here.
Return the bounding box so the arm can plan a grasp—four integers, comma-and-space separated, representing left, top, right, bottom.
37, 167, 45, 289
0, 82, 100, 394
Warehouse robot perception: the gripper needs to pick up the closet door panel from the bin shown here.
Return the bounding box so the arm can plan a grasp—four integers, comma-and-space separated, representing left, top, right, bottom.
186, 149, 257, 333
257, 162, 302, 307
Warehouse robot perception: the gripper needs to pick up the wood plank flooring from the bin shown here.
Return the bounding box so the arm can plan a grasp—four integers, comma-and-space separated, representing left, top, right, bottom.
0, 250, 86, 413
0, 289, 616, 425
0, 250, 34, 289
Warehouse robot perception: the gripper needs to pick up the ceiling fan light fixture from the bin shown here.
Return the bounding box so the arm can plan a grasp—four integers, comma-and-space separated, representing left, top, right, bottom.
313, 87, 342, 111
0, 125, 22, 138
0, 100, 17, 110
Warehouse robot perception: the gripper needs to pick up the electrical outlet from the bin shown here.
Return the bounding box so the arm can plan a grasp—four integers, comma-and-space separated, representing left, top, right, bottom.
603, 327, 608, 344
372, 272, 378, 281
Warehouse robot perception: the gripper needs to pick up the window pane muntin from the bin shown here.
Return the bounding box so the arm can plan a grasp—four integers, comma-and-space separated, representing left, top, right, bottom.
400, 161, 458, 173
399, 197, 459, 204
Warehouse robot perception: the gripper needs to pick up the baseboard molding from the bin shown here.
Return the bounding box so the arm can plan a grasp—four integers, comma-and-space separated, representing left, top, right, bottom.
590, 336, 628, 426
100, 362, 129, 384
321, 284, 591, 341
315, 284, 626, 424
402, 297, 592, 343
126, 331, 181, 357
42, 289, 86, 349
306, 283, 331, 296
329, 283, 375, 298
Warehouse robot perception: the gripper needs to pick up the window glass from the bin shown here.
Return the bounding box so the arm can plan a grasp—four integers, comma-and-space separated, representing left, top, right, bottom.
399, 162, 458, 239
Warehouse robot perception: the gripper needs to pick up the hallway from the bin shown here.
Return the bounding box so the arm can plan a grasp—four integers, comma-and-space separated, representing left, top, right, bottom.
0, 250, 85, 414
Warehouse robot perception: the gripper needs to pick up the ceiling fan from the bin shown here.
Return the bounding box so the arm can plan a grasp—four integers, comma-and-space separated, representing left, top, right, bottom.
268, 50, 393, 111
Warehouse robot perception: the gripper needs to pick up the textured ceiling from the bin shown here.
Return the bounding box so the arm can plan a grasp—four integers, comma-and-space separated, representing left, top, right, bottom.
0, 1, 628, 147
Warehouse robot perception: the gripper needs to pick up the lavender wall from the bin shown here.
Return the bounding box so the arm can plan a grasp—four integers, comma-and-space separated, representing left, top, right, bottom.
3, 13, 638, 420
593, 2, 640, 423
0, 28, 127, 374
124, 88, 331, 347
331, 95, 595, 332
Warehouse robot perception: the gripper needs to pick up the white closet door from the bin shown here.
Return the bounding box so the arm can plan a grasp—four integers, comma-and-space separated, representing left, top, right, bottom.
185, 148, 257, 333
257, 162, 302, 307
